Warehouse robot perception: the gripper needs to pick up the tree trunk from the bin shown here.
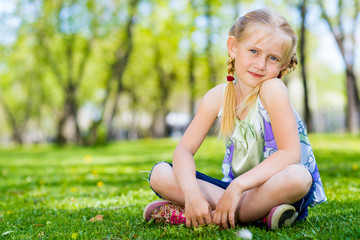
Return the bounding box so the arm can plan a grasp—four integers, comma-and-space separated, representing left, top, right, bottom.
345, 67, 360, 133
205, 0, 216, 88
318, 0, 360, 133
150, 108, 170, 138
56, 91, 79, 145
150, 41, 173, 138
188, 46, 196, 118
106, 0, 139, 141
299, 0, 313, 132
0, 97, 23, 144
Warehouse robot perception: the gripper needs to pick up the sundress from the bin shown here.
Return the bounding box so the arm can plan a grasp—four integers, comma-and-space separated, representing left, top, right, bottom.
220, 96, 327, 206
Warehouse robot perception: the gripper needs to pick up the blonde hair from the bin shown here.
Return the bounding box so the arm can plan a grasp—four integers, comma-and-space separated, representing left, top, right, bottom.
220, 9, 298, 137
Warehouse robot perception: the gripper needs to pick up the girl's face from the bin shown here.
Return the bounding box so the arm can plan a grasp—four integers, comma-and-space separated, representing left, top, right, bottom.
228, 29, 291, 89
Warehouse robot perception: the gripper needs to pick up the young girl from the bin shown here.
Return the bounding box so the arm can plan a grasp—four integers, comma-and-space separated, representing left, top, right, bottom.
143, 9, 326, 230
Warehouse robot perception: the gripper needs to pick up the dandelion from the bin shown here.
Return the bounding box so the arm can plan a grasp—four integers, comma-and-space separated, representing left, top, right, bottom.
237, 229, 253, 239
84, 154, 92, 163
352, 164, 358, 171
39, 179, 45, 186
97, 181, 103, 187
71, 233, 78, 239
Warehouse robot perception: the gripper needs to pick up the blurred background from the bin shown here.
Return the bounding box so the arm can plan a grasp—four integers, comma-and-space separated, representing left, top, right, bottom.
0, 0, 359, 146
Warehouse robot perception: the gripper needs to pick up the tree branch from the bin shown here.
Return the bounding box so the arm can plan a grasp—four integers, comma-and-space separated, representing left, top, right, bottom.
318, 0, 346, 62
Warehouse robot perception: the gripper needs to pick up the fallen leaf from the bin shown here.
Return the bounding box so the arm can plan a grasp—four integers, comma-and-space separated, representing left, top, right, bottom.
88, 215, 103, 222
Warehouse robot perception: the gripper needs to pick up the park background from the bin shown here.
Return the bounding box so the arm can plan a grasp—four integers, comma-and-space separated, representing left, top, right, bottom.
0, 0, 359, 239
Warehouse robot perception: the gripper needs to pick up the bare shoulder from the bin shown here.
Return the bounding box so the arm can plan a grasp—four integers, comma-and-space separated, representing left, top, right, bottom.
201, 83, 226, 114
259, 78, 290, 109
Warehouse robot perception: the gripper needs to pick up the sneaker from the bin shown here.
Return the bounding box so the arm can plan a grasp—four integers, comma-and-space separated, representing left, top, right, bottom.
143, 200, 186, 225
264, 204, 298, 230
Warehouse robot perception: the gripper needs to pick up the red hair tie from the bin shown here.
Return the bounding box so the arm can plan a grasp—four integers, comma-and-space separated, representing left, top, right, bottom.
227, 76, 235, 82
277, 73, 282, 79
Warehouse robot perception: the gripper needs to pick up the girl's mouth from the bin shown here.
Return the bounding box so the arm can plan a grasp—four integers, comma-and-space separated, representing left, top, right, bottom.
248, 71, 264, 78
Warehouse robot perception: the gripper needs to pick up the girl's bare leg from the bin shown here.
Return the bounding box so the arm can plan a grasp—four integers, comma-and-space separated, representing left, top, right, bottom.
235, 164, 312, 223
149, 162, 312, 223
149, 162, 225, 209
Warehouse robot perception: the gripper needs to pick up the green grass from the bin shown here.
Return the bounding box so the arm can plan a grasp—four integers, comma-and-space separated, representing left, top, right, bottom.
0, 134, 359, 239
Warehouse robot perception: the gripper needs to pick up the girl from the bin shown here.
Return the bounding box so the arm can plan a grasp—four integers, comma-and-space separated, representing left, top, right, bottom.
143, 9, 326, 230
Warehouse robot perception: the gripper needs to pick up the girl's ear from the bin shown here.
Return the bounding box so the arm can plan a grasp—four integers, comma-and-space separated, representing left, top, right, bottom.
227, 36, 238, 58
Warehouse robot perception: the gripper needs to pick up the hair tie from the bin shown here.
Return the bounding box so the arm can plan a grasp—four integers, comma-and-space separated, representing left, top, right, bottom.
277, 73, 282, 79
227, 76, 235, 82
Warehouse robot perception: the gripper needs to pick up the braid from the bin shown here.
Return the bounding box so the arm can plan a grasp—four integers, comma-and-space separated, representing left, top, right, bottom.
280, 53, 298, 77
237, 84, 261, 117
227, 56, 235, 76
220, 56, 237, 137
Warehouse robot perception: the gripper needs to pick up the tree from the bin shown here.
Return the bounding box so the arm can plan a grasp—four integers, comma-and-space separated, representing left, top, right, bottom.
0, 9, 47, 144
205, 0, 217, 89
33, 0, 99, 144
298, 0, 313, 132
105, 0, 140, 141
318, 0, 360, 133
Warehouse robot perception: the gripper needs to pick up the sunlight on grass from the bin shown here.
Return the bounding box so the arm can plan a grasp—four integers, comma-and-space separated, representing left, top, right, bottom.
0, 135, 359, 239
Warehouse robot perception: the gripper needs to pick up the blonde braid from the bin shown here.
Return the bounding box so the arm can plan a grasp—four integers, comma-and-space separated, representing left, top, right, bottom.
220, 56, 237, 137
237, 84, 261, 117
280, 53, 298, 77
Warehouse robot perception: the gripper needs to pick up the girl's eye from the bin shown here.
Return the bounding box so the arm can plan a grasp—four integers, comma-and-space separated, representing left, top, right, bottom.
250, 49, 257, 54
269, 56, 278, 61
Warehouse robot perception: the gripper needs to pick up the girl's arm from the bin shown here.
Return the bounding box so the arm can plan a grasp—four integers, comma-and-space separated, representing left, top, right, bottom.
173, 84, 224, 228
214, 78, 301, 228
234, 78, 301, 191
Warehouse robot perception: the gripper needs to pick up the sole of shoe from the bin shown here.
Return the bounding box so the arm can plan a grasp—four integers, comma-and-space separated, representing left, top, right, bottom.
268, 204, 298, 230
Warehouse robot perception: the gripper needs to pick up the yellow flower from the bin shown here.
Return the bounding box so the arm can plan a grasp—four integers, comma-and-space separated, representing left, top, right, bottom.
71, 233, 78, 239
84, 154, 92, 163
97, 181, 103, 187
92, 169, 99, 176
352, 164, 359, 171
70, 187, 78, 192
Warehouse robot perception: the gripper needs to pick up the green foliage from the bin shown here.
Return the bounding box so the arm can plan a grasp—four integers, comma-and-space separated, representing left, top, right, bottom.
0, 134, 359, 239
0, 0, 356, 142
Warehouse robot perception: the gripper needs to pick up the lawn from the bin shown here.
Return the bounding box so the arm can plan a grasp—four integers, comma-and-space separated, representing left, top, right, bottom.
0, 134, 359, 239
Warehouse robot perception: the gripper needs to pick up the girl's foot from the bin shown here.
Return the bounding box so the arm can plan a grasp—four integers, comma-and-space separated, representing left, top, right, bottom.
264, 204, 298, 230
143, 200, 186, 225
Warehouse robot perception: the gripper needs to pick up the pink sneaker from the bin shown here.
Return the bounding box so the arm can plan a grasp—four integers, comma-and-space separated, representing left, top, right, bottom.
264, 204, 298, 230
143, 200, 186, 225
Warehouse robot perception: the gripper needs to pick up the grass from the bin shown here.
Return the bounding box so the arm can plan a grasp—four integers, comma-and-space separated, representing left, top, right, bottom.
0, 134, 359, 239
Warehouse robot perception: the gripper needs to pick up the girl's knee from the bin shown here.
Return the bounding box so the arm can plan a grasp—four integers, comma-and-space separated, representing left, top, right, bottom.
149, 162, 173, 189
278, 165, 312, 199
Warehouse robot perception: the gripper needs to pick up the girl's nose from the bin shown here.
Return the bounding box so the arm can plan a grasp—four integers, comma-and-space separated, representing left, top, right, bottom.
255, 58, 267, 71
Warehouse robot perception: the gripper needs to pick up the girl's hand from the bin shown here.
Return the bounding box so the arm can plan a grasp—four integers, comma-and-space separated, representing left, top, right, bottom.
213, 182, 242, 229
184, 194, 213, 228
